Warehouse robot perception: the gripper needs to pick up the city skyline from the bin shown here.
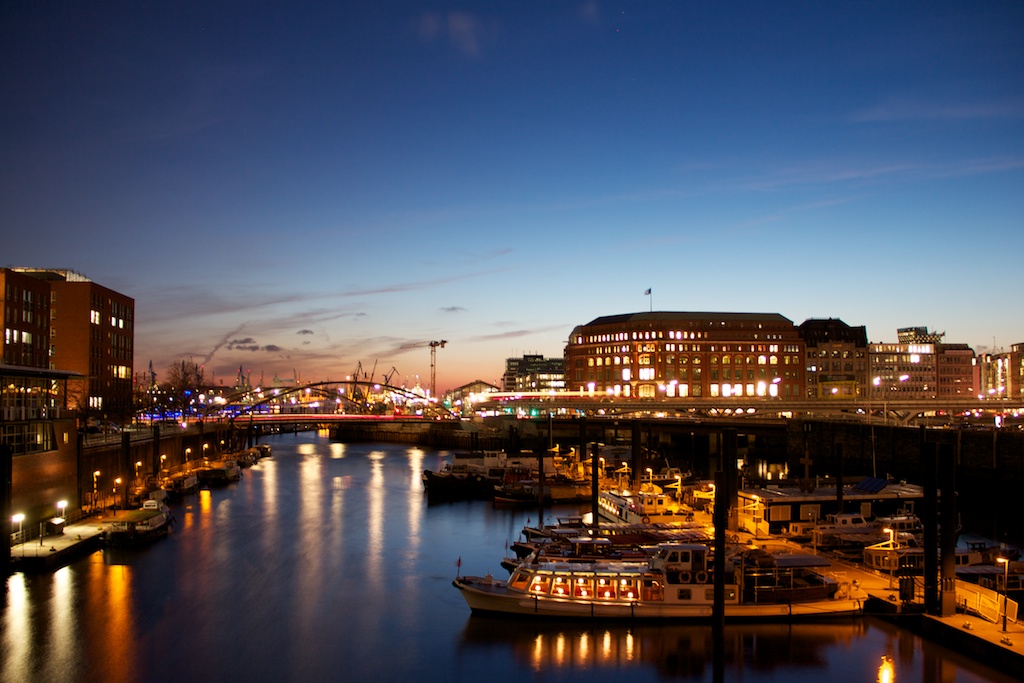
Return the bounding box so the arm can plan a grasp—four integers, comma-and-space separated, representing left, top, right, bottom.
3, 2, 1022, 392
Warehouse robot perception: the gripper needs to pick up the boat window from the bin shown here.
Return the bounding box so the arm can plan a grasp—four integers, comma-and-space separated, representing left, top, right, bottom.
510, 572, 532, 591
618, 578, 638, 600
596, 577, 617, 599
550, 576, 570, 596
573, 577, 593, 598
529, 576, 550, 593
676, 588, 692, 600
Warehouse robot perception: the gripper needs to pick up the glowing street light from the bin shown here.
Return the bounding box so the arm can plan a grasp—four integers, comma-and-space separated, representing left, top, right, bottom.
56, 500, 67, 519
997, 557, 1010, 632
135, 460, 143, 479
92, 470, 101, 511
12, 513, 25, 554
883, 527, 896, 588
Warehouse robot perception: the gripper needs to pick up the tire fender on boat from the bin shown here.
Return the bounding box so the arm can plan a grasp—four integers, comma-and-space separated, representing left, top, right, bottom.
695, 571, 708, 584
679, 571, 692, 584
642, 516, 651, 524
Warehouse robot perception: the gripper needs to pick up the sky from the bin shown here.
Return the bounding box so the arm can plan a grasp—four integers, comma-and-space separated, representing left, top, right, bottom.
2, 1, 1022, 393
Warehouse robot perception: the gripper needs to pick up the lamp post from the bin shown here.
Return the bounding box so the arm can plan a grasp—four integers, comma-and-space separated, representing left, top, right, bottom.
135, 460, 142, 481
92, 470, 101, 511
997, 557, 1009, 632
883, 527, 895, 588
12, 513, 25, 555
56, 500, 67, 520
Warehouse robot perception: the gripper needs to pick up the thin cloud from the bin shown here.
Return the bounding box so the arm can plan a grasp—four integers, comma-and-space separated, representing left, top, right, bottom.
417, 11, 486, 57
852, 98, 1024, 123
440, 306, 466, 313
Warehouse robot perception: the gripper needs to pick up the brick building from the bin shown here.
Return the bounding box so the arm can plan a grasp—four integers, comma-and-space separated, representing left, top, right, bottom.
564, 311, 804, 399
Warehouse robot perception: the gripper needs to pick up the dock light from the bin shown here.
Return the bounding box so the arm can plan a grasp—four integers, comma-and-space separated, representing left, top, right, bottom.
13, 513, 26, 556
883, 528, 895, 588
56, 500, 67, 518
997, 558, 1010, 632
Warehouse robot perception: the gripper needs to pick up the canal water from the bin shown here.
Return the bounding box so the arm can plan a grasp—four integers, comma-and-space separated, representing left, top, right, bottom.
1, 432, 1017, 683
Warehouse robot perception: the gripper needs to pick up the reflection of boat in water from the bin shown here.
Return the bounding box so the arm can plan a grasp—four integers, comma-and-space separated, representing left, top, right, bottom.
458, 614, 870, 676
454, 543, 866, 620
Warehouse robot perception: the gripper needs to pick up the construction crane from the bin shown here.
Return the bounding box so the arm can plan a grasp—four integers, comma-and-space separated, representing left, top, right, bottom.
400, 340, 447, 398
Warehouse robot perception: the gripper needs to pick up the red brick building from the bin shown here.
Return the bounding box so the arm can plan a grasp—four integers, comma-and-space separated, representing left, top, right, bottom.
564, 312, 804, 400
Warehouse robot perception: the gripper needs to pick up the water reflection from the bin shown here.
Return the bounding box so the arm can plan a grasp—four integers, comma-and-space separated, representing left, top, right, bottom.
459, 615, 869, 678
2, 434, 1018, 683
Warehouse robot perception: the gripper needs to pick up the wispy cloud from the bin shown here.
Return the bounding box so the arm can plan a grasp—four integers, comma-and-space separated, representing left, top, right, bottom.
416, 11, 486, 57
852, 98, 1024, 123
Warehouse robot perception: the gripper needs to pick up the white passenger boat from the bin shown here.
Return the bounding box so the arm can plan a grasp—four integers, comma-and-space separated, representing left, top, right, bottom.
454, 543, 866, 620
598, 485, 694, 525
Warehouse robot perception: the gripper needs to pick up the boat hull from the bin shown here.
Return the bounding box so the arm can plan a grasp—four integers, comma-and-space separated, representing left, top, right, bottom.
453, 576, 864, 620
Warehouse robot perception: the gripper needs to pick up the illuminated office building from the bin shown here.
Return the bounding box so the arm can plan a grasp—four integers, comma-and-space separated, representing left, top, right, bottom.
564, 312, 804, 399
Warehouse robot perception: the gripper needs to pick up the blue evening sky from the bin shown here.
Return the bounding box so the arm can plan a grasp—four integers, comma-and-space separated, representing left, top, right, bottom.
3, 2, 1022, 392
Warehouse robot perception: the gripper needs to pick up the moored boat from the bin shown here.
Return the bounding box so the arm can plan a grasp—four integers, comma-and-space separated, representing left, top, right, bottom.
195, 459, 242, 485
598, 485, 694, 525
103, 499, 174, 545
454, 542, 866, 620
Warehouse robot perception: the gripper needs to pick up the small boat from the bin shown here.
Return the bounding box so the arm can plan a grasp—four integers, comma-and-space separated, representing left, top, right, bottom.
422, 463, 532, 501
160, 471, 199, 498
493, 476, 592, 505
454, 542, 866, 620
103, 499, 174, 545
598, 486, 695, 525
195, 459, 242, 485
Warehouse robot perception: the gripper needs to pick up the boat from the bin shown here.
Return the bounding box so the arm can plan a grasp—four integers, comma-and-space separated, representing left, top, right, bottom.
597, 485, 695, 525
422, 462, 532, 501
103, 499, 174, 545
422, 449, 541, 501
454, 542, 866, 620
862, 536, 986, 575
493, 475, 592, 505
160, 471, 199, 497
195, 459, 242, 485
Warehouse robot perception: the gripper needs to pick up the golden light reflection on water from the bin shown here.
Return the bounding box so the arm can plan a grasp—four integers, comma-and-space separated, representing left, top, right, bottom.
878, 655, 895, 683
2, 574, 29, 683
406, 447, 425, 547
48, 568, 74, 667
366, 450, 385, 585
87, 551, 135, 682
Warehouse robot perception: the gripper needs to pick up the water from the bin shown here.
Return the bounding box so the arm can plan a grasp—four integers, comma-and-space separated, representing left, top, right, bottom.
1, 432, 1017, 683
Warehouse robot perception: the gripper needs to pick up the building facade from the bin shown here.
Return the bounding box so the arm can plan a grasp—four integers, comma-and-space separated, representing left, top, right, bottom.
978, 343, 1024, 401
867, 326, 978, 401
564, 312, 804, 399
501, 354, 565, 392
798, 318, 868, 399
1, 269, 52, 369
8, 269, 135, 423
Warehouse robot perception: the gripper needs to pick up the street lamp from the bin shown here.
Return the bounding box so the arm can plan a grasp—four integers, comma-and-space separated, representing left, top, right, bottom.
135, 460, 142, 480
997, 557, 1009, 632
883, 527, 895, 588
12, 513, 25, 554
92, 470, 101, 511
56, 500, 67, 520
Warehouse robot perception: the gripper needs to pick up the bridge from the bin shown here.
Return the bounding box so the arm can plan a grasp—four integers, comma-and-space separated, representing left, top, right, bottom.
202, 381, 1023, 429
